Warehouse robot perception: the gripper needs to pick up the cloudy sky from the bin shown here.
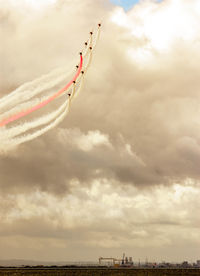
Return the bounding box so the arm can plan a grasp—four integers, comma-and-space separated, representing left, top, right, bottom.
0, 0, 200, 263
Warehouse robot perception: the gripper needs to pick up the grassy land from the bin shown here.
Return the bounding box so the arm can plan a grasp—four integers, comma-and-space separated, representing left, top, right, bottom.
0, 268, 199, 276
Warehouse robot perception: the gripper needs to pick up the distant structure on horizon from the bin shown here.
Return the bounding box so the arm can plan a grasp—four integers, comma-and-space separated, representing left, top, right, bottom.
98, 254, 200, 269
99, 253, 135, 267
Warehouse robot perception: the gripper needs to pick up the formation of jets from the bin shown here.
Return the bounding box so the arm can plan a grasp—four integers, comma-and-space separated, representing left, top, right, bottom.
67, 23, 101, 99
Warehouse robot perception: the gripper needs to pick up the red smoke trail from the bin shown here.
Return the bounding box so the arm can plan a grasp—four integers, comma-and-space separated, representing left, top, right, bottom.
0, 54, 83, 127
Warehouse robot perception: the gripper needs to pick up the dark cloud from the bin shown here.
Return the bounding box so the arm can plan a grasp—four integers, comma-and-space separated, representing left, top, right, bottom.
0, 0, 200, 262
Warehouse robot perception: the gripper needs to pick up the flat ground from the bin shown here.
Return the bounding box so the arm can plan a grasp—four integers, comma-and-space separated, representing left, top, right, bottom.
0, 268, 199, 276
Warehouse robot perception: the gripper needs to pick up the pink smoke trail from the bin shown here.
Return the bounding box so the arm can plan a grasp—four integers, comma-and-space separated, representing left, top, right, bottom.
0, 54, 83, 127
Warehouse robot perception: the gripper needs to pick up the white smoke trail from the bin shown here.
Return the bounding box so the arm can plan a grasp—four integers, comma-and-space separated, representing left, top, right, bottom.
3, 79, 80, 140
0, 66, 71, 112
72, 29, 97, 99
0, 36, 92, 113
0, 96, 69, 139
0, 102, 69, 151
0, 94, 51, 122
7, 104, 70, 147
5, 77, 84, 147
92, 26, 101, 52
71, 74, 85, 101
0, 41, 92, 123
0, 44, 90, 134
0, 26, 100, 151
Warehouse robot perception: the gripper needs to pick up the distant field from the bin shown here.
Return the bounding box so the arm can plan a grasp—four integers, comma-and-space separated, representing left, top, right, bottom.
0, 268, 199, 276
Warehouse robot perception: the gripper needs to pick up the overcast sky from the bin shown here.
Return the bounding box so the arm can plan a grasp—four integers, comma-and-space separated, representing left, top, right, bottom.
0, 0, 200, 263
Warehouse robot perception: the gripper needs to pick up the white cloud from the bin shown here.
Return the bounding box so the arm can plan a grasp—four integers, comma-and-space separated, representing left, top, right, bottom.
1, 0, 200, 262
0, 179, 200, 260
111, 0, 200, 65
57, 128, 112, 151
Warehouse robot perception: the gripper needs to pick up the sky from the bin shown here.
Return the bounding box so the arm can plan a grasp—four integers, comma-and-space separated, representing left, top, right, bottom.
110, 0, 140, 11
110, 0, 163, 11
0, 0, 200, 263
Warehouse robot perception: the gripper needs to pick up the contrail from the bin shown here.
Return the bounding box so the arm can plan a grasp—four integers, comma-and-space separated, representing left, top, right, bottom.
4, 77, 84, 147
0, 24, 101, 151
0, 49, 86, 140
0, 54, 83, 127
0, 30, 95, 124
0, 35, 92, 112
0, 66, 71, 112
0, 95, 69, 140
1, 76, 84, 141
